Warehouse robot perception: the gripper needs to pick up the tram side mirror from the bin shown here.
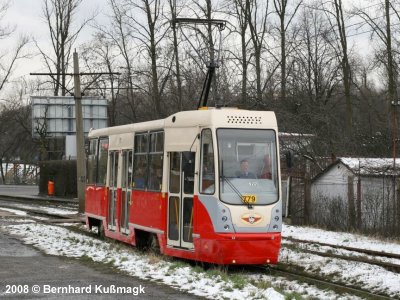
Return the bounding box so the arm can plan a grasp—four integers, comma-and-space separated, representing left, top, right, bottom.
285, 150, 294, 169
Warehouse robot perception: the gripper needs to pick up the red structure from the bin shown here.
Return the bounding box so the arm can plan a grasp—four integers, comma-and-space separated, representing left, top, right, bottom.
86, 108, 282, 265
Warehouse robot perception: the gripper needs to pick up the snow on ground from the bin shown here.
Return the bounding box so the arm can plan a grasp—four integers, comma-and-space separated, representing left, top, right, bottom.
282, 239, 400, 266
1, 221, 360, 300
281, 224, 400, 298
33, 205, 77, 215
0, 207, 27, 216
1, 202, 76, 215
3, 222, 284, 300
2, 220, 399, 299
283, 223, 400, 255
279, 247, 400, 297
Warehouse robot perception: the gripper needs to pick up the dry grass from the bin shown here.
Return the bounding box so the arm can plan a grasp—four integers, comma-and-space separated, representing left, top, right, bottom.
147, 252, 162, 264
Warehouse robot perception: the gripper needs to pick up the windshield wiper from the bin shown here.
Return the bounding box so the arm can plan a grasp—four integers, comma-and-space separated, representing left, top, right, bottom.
220, 160, 252, 208
220, 175, 253, 209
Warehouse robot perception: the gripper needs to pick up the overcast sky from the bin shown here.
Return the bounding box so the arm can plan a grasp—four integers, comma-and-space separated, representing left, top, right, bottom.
3, 0, 109, 80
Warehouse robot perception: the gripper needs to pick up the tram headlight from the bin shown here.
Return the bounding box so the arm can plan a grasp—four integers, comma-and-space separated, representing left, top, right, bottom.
222, 216, 228, 222
274, 216, 279, 221
224, 224, 230, 230
273, 225, 278, 230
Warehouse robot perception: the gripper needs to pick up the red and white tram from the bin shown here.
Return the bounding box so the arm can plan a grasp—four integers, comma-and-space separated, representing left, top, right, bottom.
85, 107, 282, 265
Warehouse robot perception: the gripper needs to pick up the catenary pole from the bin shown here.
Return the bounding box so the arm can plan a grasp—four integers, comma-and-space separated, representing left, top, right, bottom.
73, 51, 86, 213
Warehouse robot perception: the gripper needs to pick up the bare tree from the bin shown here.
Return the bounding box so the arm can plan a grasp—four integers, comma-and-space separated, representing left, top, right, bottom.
168, 0, 183, 111
38, 0, 93, 96
0, 82, 37, 182
320, 0, 353, 133
227, 0, 251, 107
273, 0, 302, 102
123, 0, 169, 118
0, 36, 29, 92
95, 0, 139, 122
246, 0, 277, 106
352, 0, 399, 166
0, 2, 29, 94
0, 2, 37, 177
80, 33, 121, 126
0, 1, 13, 39
293, 6, 340, 104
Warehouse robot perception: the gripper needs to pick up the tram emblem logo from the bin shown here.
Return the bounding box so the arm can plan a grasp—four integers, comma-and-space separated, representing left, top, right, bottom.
241, 213, 262, 225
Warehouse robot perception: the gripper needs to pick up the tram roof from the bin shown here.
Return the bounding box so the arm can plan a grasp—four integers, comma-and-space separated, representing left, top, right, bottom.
88, 108, 277, 138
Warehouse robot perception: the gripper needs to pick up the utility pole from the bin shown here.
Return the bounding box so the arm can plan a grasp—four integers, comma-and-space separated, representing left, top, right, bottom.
31, 55, 120, 214
392, 100, 400, 232
73, 51, 86, 213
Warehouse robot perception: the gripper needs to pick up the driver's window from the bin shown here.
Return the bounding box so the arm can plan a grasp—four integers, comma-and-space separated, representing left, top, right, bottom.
200, 129, 215, 194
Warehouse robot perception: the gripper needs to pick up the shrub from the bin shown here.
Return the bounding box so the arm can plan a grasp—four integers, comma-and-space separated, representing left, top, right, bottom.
39, 160, 77, 197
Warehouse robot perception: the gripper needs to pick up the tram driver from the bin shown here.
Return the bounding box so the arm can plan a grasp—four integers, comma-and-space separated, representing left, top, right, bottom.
236, 159, 257, 179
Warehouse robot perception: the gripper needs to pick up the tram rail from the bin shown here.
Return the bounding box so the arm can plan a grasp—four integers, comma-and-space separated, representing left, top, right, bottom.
0, 198, 82, 224
260, 264, 394, 300
283, 236, 400, 260
283, 243, 400, 273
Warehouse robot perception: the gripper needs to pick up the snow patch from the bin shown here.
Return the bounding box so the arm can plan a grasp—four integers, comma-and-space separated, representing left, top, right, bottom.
0, 207, 27, 216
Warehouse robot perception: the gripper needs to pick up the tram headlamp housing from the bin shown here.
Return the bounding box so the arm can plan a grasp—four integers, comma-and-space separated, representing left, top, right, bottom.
222, 216, 228, 222
224, 224, 230, 230
274, 216, 279, 221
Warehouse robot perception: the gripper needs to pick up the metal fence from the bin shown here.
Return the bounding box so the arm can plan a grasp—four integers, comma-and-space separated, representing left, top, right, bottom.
0, 162, 39, 185
287, 173, 400, 236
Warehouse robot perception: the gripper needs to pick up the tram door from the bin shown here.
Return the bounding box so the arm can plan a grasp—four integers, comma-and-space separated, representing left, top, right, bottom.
120, 150, 133, 234
167, 152, 195, 249
108, 151, 119, 230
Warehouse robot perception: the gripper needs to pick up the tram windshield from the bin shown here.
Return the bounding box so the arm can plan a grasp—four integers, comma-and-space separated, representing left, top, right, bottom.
217, 129, 278, 205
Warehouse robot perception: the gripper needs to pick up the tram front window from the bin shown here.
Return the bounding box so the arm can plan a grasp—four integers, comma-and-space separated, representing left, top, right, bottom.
217, 129, 278, 205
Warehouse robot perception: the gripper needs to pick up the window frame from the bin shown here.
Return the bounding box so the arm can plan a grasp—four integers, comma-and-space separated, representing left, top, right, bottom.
199, 128, 216, 195
87, 137, 109, 186
97, 137, 109, 186
216, 128, 280, 206
87, 138, 98, 185
132, 130, 164, 191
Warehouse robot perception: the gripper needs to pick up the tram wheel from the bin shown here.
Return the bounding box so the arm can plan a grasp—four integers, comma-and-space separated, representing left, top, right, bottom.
148, 234, 160, 254
195, 260, 208, 270
98, 222, 105, 239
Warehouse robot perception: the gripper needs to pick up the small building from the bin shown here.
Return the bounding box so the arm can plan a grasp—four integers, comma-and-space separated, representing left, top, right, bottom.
311, 157, 400, 235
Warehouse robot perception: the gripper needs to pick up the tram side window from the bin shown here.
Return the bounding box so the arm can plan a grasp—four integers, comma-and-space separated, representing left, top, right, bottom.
200, 129, 215, 194
132, 131, 164, 190
97, 138, 109, 185
87, 139, 98, 184
133, 133, 148, 189
148, 132, 164, 191
169, 152, 180, 193
127, 151, 133, 187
